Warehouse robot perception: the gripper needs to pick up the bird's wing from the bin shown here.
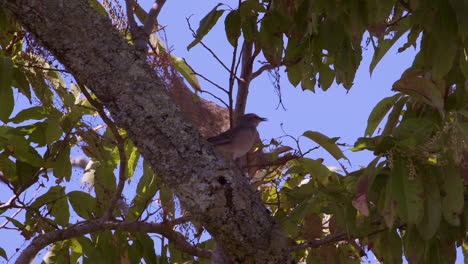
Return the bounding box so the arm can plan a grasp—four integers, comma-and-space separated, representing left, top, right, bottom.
207, 128, 235, 145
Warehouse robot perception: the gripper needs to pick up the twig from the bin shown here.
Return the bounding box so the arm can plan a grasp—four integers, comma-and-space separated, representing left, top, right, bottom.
79, 85, 128, 220
186, 17, 241, 82
290, 231, 347, 251
143, 0, 167, 35
251, 63, 277, 80
15, 219, 211, 264
0, 194, 18, 210
124, 0, 138, 34
16, 64, 70, 73
192, 71, 228, 94
386, 12, 410, 28
200, 90, 230, 109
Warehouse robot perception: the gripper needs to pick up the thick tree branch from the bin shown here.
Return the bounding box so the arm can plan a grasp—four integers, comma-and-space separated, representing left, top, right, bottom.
1, 0, 290, 263
15, 219, 211, 264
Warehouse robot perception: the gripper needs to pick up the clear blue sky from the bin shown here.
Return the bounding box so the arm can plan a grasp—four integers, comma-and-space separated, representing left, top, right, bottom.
0, 0, 464, 263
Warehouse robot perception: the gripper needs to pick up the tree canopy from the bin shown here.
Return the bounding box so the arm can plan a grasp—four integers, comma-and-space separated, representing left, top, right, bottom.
0, 0, 467, 263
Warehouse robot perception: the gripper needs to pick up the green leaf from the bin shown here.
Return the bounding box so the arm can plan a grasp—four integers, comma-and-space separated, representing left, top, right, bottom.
68, 191, 97, 219
44, 118, 63, 144
134, 233, 157, 264
318, 63, 335, 91
403, 227, 425, 263
187, 4, 224, 50
0, 153, 16, 183
43, 241, 70, 264
171, 56, 201, 92
401, 163, 424, 225
6, 134, 44, 167
0, 247, 7, 260
88, 0, 108, 17
365, 94, 401, 136
94, 165, 116, 216
225, 10, 241, 46
15, 160, 38, 191
372, 230, 402, 264
370, 31, 407, 74
10, 106, 49, 124
416, 166, 441, 240
381, 96, 408, 136
32, 186, 69, 226
302, 131, 347, 161
124, 139, 140, 179
430, 2, 458, 80
127, 162, 159, 219
393, 71, 444, 116
382, 174, 397, 228
441, 165, 463, 226
286, 62, 303, 87
0, 56, 14, 122
299, 158, 331, 185
53, 145, 71, 180
12, 67, 31, 101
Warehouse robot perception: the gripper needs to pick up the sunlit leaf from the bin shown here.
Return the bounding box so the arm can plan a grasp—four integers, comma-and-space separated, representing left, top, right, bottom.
365, 94, 401, 136
187, 4, 224, 50
303, 131, 347, 161
124, 139, 140, 179
10, 106, 48, 124
171, 56, 201, 92
68, 191, 97, 219
127, 161, 160, 221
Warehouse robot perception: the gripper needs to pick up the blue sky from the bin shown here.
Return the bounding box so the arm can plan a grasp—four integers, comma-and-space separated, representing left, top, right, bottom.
0, 0, 464, 263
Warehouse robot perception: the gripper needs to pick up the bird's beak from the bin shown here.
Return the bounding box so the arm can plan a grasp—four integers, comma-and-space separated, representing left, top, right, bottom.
260, 117, 268, 122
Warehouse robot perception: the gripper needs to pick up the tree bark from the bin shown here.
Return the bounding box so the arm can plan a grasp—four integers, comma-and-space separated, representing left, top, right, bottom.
1, 0, 290, 263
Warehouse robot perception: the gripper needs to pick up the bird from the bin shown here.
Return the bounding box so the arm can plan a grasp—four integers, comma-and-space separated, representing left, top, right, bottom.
207, 113, 267, 160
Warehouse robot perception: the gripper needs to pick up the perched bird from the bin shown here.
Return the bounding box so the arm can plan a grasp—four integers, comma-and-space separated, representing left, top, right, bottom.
207, 113, 267, 159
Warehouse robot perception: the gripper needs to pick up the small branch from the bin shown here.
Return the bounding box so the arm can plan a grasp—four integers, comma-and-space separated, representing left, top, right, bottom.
192, 71, 228, 94
124, 0, 138, 34
79, 85, 128, 220
143, 0, 167, 36
15, 219, 211, 264
290, 231, 347, 251
16, 64, 70, 73
386, 12, 410, 28
0, 194, 18, 210
234, 41, 255, 123
186, 18, 241, 82
200, 90, 230, 109
251, 64, 277, 80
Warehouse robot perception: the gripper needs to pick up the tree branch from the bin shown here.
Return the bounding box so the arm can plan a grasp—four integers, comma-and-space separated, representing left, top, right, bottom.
251, 63, 277, 80
15, 219, 211, 264
289, 231, 347, 251
234, 41, 254, 123
79, 85, 128, 220
2, 0, 290, 262
143, 0, 166, 36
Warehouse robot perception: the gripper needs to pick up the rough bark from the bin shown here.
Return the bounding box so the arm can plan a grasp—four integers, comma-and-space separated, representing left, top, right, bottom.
0, 0, 290, 263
